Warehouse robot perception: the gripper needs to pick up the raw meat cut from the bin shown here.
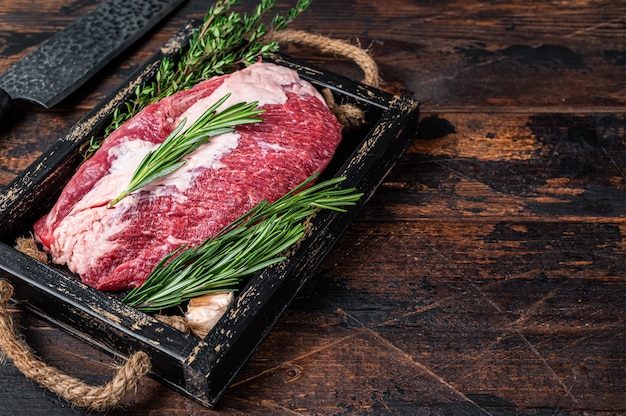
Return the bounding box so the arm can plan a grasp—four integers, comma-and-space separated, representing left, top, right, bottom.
33, 62, 343, 291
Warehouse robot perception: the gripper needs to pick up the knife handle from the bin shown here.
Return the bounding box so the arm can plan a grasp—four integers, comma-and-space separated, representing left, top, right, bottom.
0, 88, 14, 127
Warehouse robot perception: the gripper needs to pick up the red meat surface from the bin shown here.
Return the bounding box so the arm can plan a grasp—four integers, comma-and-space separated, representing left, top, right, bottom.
33, 62, 343, 291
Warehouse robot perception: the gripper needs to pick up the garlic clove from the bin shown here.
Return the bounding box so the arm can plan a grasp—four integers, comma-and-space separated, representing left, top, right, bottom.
185, 292, 235, 338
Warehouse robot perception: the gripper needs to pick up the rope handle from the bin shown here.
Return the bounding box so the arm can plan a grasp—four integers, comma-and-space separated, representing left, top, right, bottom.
265, 29, 380, 88
0, 279, 151, 412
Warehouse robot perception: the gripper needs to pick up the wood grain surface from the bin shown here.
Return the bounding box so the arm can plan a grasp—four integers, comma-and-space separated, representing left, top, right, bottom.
1, 0, 625, 414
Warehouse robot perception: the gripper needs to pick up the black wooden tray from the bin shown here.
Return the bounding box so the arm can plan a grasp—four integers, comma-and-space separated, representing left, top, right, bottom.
0, 22, 419, 408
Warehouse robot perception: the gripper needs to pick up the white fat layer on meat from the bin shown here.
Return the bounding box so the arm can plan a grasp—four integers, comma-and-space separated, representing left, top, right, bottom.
254, 137, 288, 153
178, 62, 324, 128
149, 131, 240, 195
50, 208, 129, 274
48, 139, 155, 273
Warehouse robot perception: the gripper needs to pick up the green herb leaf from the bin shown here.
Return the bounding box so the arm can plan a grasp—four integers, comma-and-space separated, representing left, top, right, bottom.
107, 93, 263, 207
122, 174, 362, 312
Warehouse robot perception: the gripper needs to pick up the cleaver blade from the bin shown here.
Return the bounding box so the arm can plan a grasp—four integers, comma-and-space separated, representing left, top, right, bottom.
0, 0, 184, 126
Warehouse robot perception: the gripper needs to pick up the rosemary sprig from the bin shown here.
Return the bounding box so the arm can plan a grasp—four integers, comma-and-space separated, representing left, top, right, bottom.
107, 94, 263, 207
80, 0, 311, 158
122, 174, 362, 312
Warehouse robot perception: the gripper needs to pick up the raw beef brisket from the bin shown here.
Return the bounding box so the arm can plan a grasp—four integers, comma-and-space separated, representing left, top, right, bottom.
33, 62, 343, 291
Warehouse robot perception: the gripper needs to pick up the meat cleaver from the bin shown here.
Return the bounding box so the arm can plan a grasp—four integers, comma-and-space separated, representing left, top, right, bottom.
0, 0, 185, 127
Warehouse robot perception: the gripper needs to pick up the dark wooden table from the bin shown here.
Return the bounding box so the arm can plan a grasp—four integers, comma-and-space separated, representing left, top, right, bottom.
1, 0, 625, 414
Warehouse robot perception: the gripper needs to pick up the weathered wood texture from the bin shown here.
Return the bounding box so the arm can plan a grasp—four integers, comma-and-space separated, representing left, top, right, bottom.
1, 0, 625, 414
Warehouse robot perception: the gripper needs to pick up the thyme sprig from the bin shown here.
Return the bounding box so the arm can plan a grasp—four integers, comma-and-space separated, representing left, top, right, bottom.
81, 0, 310, 158
107, 93, 263, 207
123, 174, 362, 312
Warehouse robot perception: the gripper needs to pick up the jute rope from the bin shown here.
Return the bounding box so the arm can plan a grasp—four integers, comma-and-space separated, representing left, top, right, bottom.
0, 279, 151, 411
2, 30, 379, 410
265, 29, 379, 88
14, 234, 47, 263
